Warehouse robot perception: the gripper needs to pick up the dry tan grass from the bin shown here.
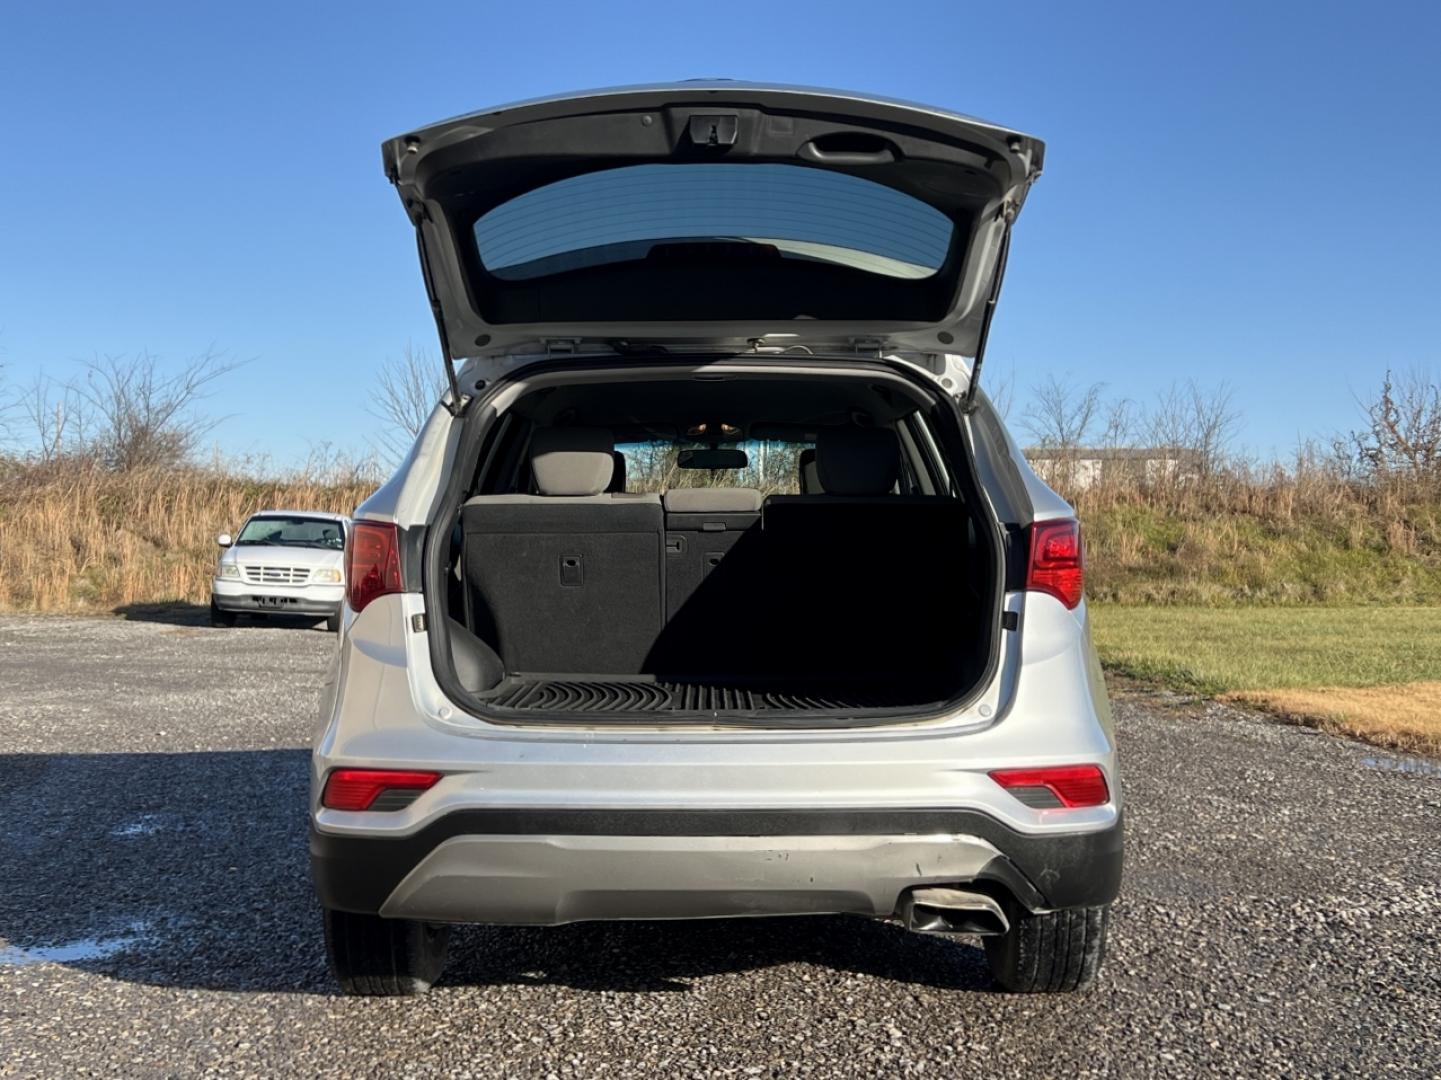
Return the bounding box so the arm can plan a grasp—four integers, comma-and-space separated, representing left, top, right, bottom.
1225, 683, 1441, 757
0, 461, 376, 611
2, 451, 1439, 613
1065, 465, 1441, 604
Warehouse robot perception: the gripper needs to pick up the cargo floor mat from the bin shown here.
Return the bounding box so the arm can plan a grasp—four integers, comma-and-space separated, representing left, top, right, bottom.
480, 675, 938, 716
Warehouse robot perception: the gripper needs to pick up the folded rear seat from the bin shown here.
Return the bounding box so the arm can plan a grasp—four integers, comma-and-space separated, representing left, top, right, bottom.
762, 427, 969, 681
660, 487, 763, 617
462, 428, 664, 674
647, 487, 764, 674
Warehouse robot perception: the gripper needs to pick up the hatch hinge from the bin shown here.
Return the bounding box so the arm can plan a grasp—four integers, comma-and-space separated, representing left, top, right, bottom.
961, 217, 1014, 414
411, 209, 470, 418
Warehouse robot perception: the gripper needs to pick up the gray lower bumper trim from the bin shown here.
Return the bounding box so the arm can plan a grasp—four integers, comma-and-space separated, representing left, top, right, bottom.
379, 833, 1003, 925
311, 808, 1124, 918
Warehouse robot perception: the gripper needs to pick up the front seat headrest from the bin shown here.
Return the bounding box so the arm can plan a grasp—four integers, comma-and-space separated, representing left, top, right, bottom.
607, 451, 628, 493
530, 428, 616, 496
816, 427, 900, 496
798, 447, 824, 494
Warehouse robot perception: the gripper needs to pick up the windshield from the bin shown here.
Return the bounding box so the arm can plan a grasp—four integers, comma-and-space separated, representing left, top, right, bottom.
235, 516, 345, 550
474, 163, 954, 282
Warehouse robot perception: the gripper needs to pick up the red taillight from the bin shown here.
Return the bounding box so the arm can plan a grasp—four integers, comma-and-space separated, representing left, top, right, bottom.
990, 765, 1110, 808
345, 521, 402, 614
1026, 518, 1084, 609
320, 768, 441, 811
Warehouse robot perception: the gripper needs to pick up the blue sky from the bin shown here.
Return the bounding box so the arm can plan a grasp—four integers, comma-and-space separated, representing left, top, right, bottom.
2, 0, 1437, 465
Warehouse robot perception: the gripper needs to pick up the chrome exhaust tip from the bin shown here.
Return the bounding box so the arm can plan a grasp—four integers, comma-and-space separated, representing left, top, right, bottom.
898, 887, 1011, 936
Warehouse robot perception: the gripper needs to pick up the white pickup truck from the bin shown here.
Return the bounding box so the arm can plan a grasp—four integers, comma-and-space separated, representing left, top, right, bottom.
211, 510, 348, 631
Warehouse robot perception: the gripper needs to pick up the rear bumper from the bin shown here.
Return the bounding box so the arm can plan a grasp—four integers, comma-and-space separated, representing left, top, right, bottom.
311, 808, 1123, 924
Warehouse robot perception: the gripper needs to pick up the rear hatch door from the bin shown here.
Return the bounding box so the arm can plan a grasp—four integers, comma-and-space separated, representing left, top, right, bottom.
385, 82, 1043, 366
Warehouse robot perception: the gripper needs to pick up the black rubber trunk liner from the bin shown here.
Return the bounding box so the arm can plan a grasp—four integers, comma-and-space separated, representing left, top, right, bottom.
483, 676, 932, 715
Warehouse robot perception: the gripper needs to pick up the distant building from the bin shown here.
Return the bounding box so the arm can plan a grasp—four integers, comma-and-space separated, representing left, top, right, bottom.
1025, 447, 1202, 490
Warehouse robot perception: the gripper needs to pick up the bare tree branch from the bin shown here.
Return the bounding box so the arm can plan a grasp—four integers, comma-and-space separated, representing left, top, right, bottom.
1350, 369, 1441, 492
72, 349, 242, 470
1023, 374, 1103, 450
18, 373, 91, 463
1147, 380, 1240, 477
369, 343, 445, 462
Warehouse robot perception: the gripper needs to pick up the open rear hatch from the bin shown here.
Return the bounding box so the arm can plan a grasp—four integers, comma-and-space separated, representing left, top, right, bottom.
384, 82, 1043, 396
388, 85, 1040, 724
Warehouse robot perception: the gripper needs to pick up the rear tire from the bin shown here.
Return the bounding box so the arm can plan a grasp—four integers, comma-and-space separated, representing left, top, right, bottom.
984, 904, 1110, 993
323, 908, 450, 996
209, 599, 238, 628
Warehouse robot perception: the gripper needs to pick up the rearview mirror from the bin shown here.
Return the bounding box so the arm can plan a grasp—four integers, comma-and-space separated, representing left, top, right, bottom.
677, 448, 748, 470
216, 533, 233, 548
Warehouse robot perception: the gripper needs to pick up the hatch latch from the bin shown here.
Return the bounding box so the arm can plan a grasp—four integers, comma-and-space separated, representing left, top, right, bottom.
687, 114, 738, 147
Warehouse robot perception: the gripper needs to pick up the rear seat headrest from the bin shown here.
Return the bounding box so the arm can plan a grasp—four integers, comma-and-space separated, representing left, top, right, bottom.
662, 487, 763, 513
816, 427, 900, 496
530, 428, 616, 496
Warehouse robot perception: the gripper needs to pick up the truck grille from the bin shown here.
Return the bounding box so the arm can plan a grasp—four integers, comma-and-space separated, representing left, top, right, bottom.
240, 564, 311, 586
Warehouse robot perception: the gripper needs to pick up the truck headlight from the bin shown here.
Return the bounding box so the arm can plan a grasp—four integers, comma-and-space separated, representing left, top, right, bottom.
219, 563, 240, 580
311, 568, 343, 584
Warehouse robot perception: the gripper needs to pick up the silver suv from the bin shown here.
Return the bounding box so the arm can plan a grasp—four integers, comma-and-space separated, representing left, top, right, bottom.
312, 84, 1121, 996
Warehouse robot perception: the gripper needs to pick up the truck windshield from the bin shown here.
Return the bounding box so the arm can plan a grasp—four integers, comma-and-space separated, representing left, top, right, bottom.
235, 516, 344, 549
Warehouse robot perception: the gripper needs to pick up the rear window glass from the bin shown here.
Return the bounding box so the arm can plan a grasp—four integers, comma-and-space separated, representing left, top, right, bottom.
474, 164, 953, 281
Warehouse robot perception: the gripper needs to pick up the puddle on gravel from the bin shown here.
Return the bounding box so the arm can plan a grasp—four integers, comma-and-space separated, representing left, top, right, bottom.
111, 814, 166, 838
1362, 755, 1440, 777
0, 922, 156, 967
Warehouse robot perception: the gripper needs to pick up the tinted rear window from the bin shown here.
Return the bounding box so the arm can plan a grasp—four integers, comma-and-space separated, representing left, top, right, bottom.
474, 164, 954, 281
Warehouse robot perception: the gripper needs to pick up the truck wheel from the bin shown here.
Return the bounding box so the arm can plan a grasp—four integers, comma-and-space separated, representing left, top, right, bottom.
984, 904, 1110, 993
325, 612, 342, 633
324, 908, 449, 996
209, 599, 238, 628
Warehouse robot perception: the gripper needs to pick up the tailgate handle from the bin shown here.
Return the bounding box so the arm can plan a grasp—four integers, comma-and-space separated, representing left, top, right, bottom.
798, 135, 896, 166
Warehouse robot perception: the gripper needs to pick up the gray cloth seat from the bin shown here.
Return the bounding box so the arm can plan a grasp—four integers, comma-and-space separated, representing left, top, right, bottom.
816, 426, 900, 496
661, 487, 762, 514
462, 428, 664, 673
760, 426, 968, 680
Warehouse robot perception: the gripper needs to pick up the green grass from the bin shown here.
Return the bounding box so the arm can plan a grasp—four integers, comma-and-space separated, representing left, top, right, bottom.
1089, 605, 1441, 694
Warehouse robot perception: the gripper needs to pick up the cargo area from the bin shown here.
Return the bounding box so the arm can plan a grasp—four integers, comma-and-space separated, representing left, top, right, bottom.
433, 371, 1001, 722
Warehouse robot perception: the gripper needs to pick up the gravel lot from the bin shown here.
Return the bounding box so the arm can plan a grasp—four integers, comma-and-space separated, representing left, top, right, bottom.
1, 613, 1437, 1078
